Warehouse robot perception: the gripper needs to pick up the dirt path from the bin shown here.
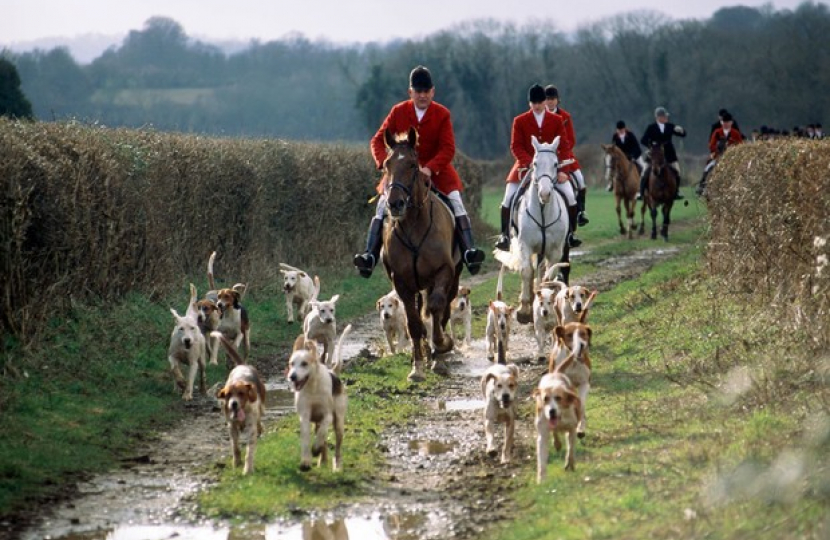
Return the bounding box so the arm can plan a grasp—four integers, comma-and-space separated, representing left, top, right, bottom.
15, 246, 680, 540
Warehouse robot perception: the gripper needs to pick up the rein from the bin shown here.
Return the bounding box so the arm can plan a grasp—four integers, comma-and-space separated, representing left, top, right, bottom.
388, 167, 435, 292
524, 163, 564, 264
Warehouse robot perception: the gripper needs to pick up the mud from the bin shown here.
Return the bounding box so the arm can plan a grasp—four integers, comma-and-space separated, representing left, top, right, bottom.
12, 247, 681, 540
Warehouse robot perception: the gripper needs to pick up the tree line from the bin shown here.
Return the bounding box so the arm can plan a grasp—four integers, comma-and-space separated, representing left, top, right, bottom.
3, 2, 829, 160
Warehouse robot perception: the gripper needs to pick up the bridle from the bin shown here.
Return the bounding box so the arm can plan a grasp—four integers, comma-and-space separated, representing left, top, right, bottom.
385, 152, 430, 215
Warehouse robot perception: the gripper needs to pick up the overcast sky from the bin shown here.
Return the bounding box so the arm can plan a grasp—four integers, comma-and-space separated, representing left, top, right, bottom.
2, 0, 814, 47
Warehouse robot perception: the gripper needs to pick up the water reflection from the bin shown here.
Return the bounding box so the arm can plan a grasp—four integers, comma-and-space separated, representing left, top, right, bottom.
39, 511, 444, 540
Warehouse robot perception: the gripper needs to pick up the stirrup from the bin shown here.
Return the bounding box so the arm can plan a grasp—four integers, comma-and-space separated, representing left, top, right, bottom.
464, 249, 484, 275
577, 212, 590, 227
606, 182, 613, 192
636, 193, 643, 200
495, 234, 510, 251
568, 233, 583, 248
353, 252, 376, 278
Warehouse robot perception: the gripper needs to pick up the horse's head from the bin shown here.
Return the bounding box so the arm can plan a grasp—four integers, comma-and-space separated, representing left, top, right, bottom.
383, 127, 427, 219
601, 143, 621, 181
649, 142, 667, 175
530, 135, 563, 205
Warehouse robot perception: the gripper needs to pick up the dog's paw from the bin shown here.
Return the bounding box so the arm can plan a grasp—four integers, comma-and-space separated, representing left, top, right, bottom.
299, 462, 311, 472
577, 431, 586, 439
487, 448, 498, 458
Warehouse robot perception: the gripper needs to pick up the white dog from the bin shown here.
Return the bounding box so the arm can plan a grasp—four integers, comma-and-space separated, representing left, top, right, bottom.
554, 284, 597, 326
534, 353, 581, 483
532, 283, 563, 362
215, 335, 266, 475
303, 291, 340, 366
286, 325, 351, 471
486, 266, 513, 363
376, 290, 408, 354
167, 302, 207, 401
280, 263, 317, 324
448, 285, 473, 348
549, 322, 593, 438
481, 363, 520, 463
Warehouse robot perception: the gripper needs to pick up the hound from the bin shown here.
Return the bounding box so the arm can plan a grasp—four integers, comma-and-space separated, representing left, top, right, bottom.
549, 322, 593, 438
303, 289, 340, 366
448, 285, 473, 348
207, 251, 250, 363
534, 352, 581, 483
167, 303, 207, 401
481, 363, 520, 463
286, 324, 352, 471
554, 284, 598, 326
214, 334, 266, 475
280, 262, 316, 324
486, 266, 513, 363
376, 290, 408, 354
532, 281, 566, 362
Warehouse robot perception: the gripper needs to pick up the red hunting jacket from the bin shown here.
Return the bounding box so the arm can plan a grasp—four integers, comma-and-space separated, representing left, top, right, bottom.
506, 109, 571, 183
370, 100, 463, 195
552, 106, 580, 173
708, 127, 744, 156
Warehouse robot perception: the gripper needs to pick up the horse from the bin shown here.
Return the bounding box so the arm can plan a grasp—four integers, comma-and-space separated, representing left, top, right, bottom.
381, 127, 461, 382
601, 144, 640, 239
495, 136, 572, 324
638, 142, 676, 241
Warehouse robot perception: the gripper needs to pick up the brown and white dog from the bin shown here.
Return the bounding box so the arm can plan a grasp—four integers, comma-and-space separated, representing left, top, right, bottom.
214, 333, 266, 475
167, 302, 207, 401
376, 290, 408, 354
206, 251, 250, 364
448, 285, 473, 348
532, 283, 564, 362
534, 352, 581, 483
280, 263, 316, 324
549, 322, 593, 438
286, 325, 351, 472
303, 291, 340, 366
486, 266, 513, 363
481, 363, 520, 463
554, 284, 598, 326
185, 282, 222, 366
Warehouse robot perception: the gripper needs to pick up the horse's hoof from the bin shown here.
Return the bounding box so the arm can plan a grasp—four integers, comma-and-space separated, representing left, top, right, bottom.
430, 360, 450, 376
433, 337, 454, 355
407, 370, 426, 383
516, 311, 533, 325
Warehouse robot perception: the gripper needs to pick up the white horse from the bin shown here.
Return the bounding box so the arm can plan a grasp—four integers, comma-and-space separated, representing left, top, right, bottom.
495, 136, 572, 324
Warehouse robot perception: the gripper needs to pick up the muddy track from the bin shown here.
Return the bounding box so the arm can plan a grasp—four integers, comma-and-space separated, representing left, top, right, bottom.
14, 246, 680, 540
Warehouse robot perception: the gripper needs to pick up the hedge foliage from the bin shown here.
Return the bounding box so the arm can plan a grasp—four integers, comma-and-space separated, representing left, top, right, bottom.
0, 119, 483, 339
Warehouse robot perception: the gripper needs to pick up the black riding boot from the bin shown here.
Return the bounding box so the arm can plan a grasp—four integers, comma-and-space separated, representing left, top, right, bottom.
636, 167, 650, 200
495, 205, 511, 251
456, 215, 485, 275
673, 171, 685, 200
567, 205, 582, 248
353, 217, 383, 278
576, 188, 589, 226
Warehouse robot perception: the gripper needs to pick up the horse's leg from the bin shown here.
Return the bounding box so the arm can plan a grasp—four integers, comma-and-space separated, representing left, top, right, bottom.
650, 205, 658, 240
427, 270, 455, 376
615, 196, 626, 235
638, 199, 647, 235
559, 246, 570, 285
516, 245, 535, 325
661, 202, 672, 241
398, 288, 427, 382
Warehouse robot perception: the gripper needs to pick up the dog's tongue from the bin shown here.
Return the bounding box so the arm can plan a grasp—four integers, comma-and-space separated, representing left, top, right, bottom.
548, 416, 558, 430
234, 409, 246, 422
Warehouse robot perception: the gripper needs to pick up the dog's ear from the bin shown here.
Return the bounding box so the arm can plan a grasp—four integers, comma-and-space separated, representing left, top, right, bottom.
507, 364, 520, 380
170, 308, 182, 321
292, 334, 306, 351
532, 387, 540, 398
489, 300, 495, 311
585, 325, 592, 344
245, 383, 257, 403
535, 290, 543, 299
232, 290, 241, 308
481, 373, 495, 396
280, 269, 287, 276
376, 299, 383, 311
330, 294, 340, 304
216, 387, 228, 399
554, 325, 566, 340
299, 272, 307, 279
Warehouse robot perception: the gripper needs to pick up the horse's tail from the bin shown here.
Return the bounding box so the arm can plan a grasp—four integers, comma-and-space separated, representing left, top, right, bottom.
493, 237, 522, 272
331, 323, 353, 375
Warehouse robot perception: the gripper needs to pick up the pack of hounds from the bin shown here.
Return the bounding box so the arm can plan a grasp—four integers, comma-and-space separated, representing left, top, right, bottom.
167, 252, 597, 483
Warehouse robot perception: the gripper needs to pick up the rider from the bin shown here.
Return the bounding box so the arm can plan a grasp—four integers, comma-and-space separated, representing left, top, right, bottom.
698, 112, 743, 195
638, 106, 687, 200
545, 85, 589, 229
495, 84, 580, 250
710, 108, 741, 137
353, 65, 485, 278
608, 120, 645, 191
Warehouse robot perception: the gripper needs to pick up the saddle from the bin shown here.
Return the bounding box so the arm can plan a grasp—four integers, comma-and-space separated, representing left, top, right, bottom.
508, 175, 573, 235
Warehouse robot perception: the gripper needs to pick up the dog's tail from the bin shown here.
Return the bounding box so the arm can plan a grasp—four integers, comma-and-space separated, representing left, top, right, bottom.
232, 282, 248, 301
311, 275, 321, 302
552, 351, 576, 375
541, 262, 570, 284
331, 323, 353, 375
495, 264, 505, 302
185, 283, 199, 319
578, 290, 599, 323
210, 331, 244, 367
279, 262, 304, 273
208, 251, 217, 290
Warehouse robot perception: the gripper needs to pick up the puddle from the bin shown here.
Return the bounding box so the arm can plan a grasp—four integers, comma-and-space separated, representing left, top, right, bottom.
264, 383, 295, 416
34, 510, 448, 540
438, 398, 485, 411
408, 439, 456, 456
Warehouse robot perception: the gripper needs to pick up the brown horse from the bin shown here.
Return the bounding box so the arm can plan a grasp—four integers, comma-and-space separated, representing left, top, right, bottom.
638, 142, 676, 241
601, 144, 640, 239
381, 127, 462, 382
